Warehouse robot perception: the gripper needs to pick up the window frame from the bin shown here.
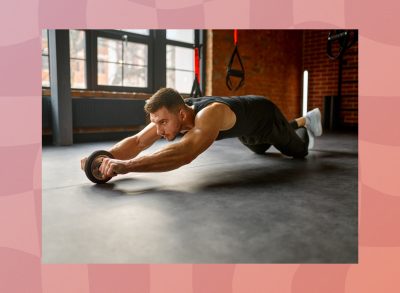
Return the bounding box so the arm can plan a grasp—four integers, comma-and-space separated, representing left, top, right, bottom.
91, 30, 154, 93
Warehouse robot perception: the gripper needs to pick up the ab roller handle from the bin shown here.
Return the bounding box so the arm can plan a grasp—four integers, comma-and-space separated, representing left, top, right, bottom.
84, 150, 115, 184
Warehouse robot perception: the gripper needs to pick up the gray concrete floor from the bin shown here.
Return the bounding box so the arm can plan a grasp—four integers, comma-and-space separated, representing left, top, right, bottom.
42, 132, 358, 263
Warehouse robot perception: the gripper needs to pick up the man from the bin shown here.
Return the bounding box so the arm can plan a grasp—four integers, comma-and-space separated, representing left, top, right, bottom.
80, 88, 322, 178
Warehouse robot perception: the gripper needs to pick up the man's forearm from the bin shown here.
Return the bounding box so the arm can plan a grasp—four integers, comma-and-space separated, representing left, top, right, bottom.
127, 143, 193, 172
108, 136, 142, 160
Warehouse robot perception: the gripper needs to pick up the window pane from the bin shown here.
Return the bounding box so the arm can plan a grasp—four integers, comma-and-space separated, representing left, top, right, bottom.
42, 56, 50, 87
70, 30, 85, 59
98, 37, 122, 63
166, 30, 194, 43
124, 42, 148, 66
42, 30, 48, 55
98, 62, 122, 86
119, 29, 149, 36
166, 45, 194, 71
70, 30, 86, 88
167, 69, 194, 93
123, 65, 147, 87
70, 59, 86, 89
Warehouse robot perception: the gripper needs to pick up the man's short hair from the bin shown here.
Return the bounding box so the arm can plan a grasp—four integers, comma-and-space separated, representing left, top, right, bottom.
144, 88, 185, 114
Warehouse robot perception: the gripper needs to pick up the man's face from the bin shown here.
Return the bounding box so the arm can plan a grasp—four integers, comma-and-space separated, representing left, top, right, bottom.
150, 107, 182, 141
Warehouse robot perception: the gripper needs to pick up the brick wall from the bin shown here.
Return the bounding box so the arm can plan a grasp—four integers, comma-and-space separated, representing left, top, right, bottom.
206, 30, 358, 128
303, 30, 358, 128
206, 30, 303, 120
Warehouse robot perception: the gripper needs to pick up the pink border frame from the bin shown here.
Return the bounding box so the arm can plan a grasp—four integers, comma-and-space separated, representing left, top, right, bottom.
1, 0, 400, 291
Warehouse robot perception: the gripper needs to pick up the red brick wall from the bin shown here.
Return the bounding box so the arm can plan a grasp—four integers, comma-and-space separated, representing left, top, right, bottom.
206, 30, 303, 120
303, 30, 358, 127
206, 30, 358, 127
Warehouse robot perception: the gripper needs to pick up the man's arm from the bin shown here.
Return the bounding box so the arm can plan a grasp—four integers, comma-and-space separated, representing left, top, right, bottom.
100, 104, 225, 176
107, 122, 161, 160
80, 122, 160, 170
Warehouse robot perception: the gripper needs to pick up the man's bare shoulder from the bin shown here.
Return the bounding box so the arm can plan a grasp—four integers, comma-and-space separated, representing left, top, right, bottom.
195, 102, 236, 131
197, 102, 232, 116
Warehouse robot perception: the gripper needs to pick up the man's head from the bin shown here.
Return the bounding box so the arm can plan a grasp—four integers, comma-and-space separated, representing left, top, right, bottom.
144, 88, 188, 141
144, 88, 185, 114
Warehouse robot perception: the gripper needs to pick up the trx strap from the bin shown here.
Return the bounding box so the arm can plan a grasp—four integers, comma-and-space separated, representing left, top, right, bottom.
190, 47, 202, 98
226, 29, 245, 91
327, 30, 358, 60
326, 30, 358, 131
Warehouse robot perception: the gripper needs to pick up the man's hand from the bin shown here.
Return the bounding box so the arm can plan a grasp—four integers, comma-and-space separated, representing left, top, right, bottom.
80, 157, 88, 171
99, 158, 130, 178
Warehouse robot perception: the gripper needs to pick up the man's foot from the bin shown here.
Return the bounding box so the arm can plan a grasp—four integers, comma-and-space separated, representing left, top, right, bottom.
305, 108, 322, 137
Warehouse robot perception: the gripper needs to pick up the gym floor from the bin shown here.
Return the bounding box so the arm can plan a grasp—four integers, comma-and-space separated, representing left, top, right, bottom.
42, 132, 358, 263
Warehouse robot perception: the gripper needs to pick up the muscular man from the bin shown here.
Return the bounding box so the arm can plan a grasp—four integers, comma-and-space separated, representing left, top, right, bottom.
80, 88, 322, 178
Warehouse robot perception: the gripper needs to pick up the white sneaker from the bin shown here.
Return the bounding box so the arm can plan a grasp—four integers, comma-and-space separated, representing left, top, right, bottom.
307, 129, 314, 149
306, 108, 323, 137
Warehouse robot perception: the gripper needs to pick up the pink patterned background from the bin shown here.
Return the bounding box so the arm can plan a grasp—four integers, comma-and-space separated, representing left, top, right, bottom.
1, 0, 400, 291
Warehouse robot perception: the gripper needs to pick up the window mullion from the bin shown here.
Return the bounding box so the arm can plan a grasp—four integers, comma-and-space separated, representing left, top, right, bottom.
198, 30, 206, 95
86, 30, 96, 91
122, 37, 125, 87
153, 30, 166, 91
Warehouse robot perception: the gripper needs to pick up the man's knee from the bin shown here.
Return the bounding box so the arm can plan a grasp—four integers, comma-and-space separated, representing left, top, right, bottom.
292, 149, 308, 159
276, 143, 308, 158
240, 140, 271, 154
251, 145, 271, 154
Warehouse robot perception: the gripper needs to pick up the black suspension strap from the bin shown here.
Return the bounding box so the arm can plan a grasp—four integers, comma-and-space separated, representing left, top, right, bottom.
226, 29, 245, 91
190, 47, 202, 98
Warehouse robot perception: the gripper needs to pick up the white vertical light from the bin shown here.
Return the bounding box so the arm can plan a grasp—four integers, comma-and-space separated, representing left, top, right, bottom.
302, 70, 309, 116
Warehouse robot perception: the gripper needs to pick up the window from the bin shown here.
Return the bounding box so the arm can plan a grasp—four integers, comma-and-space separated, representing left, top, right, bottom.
166, 45, 194, 93
166, 30, 195, 93
42, 30, 203, 94
70, 30, 87, 89
97, 36, 148, 88
42, 30, 50, 87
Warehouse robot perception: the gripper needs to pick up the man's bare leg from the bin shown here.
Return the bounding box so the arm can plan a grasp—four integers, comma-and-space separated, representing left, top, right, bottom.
295, 117, 306, 128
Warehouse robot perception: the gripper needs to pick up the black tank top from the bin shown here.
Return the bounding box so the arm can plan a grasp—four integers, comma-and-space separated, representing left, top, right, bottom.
185, 95, 276, 141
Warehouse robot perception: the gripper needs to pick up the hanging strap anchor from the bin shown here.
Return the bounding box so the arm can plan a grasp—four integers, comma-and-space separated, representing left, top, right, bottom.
327, 30, 358, 60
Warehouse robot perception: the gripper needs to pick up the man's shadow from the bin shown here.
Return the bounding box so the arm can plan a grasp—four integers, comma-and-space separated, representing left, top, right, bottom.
88, 154, 344, 196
